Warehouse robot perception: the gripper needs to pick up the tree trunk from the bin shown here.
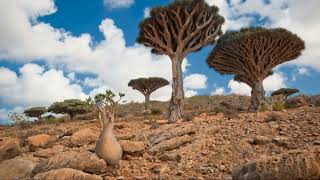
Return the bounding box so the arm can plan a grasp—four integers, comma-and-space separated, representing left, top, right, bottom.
168, 58, 184, 123
98, 112, 104, 132
69, 113, 74, 120
145, 94, 150, 111
95, 111, 122, 165
249, 81, 265, 112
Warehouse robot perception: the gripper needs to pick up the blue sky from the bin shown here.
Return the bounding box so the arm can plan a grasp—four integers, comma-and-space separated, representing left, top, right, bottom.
0, 0, 320, 124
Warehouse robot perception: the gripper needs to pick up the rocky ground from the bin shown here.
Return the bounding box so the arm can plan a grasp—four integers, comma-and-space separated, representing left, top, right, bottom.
0, 106, 320, 180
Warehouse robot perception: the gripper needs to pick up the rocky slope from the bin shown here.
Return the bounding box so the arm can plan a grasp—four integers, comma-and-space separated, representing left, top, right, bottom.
0, 106, 319, 180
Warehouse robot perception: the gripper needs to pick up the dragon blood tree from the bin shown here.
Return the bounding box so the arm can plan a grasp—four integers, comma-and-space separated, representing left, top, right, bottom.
128, 77, 169, 111
207, 27, 305, 111
271, 88, 299, 100
137, 0, 224, 122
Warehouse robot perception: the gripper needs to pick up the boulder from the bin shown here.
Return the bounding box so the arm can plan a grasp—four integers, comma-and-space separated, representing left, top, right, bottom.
27, 134, 50, 150
285, 94, 309, 109
148, 124, 195, 146
0, 138, 20, 161
0, 157, 37, 179
119, 140, 146, 156
33, 168, 103, 180
33, 145, 64, 158
149, 134, 193, 154
232, 148, 320, 180
34, 151, 106, 174
70, 128, 99, 146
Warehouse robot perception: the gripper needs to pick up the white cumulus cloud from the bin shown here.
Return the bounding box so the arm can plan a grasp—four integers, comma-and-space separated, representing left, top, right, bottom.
228, 72, 287, 96
0, 64, 87, 108
212, 87, 226, 95
144, 7, 151, 18
183, 74, 208, 90
103, 0, 134, 9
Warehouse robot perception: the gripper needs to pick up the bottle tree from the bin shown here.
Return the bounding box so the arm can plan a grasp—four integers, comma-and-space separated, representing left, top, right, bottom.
87, 90, 125, 165
137, 0, 224, 122
207, 27, 305, 111
128, 77, 169, 111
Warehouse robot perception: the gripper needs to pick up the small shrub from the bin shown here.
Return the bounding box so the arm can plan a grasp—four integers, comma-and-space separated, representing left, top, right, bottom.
272, 102, 285, 111
47, 117, 65, 124
260, 103, 270, 112
150, 108, 161, 115
183, 114, 193, 121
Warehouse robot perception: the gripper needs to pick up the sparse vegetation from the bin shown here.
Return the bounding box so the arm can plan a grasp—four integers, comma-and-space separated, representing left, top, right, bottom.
260, 103, 270, 112
1, 1, 319, 180
150, 108, 162, 115
272, 102, 285, 111
7, 113, 29, 141
46, 117, 65, 124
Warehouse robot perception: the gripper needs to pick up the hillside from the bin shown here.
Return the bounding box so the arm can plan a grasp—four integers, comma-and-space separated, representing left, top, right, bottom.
0, 97, 319, 179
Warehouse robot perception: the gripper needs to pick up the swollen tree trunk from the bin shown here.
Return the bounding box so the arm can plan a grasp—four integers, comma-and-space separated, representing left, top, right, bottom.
95, 109, 122, 165
145, 94, 150, 111
249, 81, 265, 112
168, 58, 184, 123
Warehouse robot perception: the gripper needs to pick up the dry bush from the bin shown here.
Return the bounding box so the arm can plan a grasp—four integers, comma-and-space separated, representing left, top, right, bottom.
260, 103, 270, 112
150, 108, 162, 115
272, 102, 285, 111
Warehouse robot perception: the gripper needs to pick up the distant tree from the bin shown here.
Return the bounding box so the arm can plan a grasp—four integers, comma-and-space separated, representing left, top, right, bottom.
271, 88, 299, 99
207, 27, 305, 112
48, 99, 91, 120
137, 0, 224, 122
87, 90, 125, 165
128, 77, 169, 111
24, 107, 47, 120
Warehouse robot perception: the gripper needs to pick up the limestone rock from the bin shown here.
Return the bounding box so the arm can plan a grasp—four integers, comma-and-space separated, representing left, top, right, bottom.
149, 134, 193, 154
33, 145, 64, 158
119, 140, 146, 156
0, 138, 20, 161
27, 134, 51, 149
33, 168, 103, 180
70, 128, 99, 146
0, 157, 37, 179
232, 149, 320, 180
34, 151, 106, 174
148, 124, 195, 146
